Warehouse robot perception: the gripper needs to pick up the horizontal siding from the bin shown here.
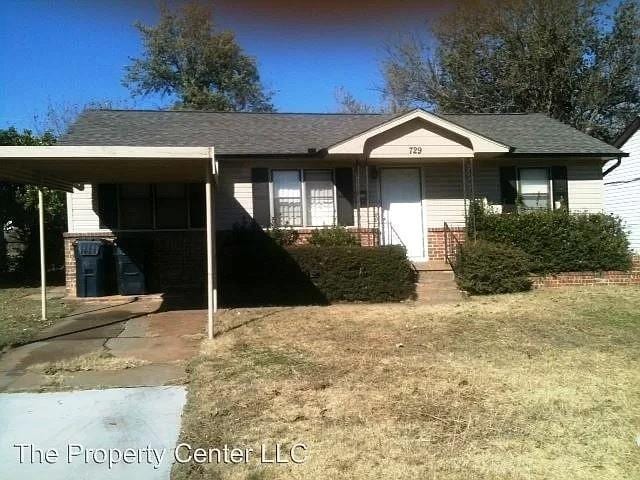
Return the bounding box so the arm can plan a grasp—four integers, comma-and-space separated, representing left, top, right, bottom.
69, 184, 108, 233
604, 128, 640, 251
567, 162, 603, 213
423, 163, 465, 228
215, 164, 253, 230
369, 127, 472, 158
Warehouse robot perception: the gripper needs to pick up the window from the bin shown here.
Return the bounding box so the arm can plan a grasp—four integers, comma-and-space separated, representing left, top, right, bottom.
189, 183, 206, 229
518, 168, 550, 210
272, 170, 303, 226
99, 183, 205, 230
155, 183, 188, 229
305, 170, 335, 226
119, 184, 153, 229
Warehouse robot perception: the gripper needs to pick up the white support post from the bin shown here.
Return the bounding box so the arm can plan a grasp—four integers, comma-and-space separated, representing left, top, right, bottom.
205, 148, 217, 339
38, 188, 47, 320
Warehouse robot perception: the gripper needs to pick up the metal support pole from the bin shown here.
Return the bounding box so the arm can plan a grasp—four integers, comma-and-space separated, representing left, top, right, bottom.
355, 156, 361, 229
38, 188, 47, 320
205, 159, 215, 339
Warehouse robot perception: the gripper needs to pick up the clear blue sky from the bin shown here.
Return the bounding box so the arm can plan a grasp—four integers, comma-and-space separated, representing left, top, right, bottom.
0, 0, 446, 132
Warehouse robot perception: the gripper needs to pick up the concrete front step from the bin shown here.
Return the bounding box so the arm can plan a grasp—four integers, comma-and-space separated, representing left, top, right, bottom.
413, 268, 464, 304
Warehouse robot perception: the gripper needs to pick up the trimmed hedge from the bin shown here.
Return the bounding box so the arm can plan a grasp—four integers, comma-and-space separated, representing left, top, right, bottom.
455, 240, 532, 295
472, 204, 632, 273
308, 226, 359, 246
288, 245, 415, 302
218, 227, 415, 306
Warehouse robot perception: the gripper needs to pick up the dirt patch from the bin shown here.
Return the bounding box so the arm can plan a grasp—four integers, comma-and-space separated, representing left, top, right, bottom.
29, 351, 150, 374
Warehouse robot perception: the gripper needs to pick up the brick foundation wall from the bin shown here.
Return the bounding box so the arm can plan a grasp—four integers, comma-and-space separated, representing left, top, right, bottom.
427, 227, 466, 261
64, 231, 206, 297
532, 258, 640, 288
64, 228, 379, 296
293, 228, 379, 247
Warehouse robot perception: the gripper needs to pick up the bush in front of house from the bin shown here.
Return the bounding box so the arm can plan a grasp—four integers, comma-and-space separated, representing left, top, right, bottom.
218, 224, 415, 305
288, 245, 415, 302
454, 240, 532, 295
472, 203, 632, 273
308, 226, 359, 246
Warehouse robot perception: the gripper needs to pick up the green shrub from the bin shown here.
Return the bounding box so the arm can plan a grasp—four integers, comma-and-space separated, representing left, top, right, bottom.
472, 203, 632, 273
288, 245, 415, 302
308, 226, 359, 246
267, 224, 299, 246
455, 240, 532, 295
218, 226, 415, 305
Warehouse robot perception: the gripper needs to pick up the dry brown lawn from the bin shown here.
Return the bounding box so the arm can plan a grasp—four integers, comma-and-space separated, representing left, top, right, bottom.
173, 287, 640, 480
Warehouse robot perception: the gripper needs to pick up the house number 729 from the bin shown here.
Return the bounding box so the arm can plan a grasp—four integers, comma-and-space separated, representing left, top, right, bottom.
408, 146, 422, 155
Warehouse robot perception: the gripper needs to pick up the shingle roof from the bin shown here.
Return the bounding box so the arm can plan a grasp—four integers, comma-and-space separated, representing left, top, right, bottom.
60, 109, 622, 156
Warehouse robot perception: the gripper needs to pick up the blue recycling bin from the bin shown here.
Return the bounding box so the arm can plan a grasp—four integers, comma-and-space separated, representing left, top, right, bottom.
75, 240, 112, 297
114, 241, 147, 295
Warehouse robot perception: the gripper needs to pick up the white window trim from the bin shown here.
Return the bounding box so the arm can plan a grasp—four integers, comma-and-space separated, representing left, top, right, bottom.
517, 167, 554, 210
269, 168, 338, 228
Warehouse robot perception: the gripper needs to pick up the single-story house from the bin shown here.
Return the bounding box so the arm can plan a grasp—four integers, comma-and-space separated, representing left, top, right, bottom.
0, 108, 626, 333
604, 116, 640, 252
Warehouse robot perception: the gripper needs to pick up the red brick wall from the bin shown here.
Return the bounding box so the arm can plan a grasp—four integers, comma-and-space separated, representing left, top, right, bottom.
532, 258, 640, 288
64, 228, 379, 296
293, 228, 379, 247
64, 231, 206, 297
427, 227, 466, 261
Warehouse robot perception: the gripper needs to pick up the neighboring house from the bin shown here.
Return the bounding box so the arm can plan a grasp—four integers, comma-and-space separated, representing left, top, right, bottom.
604, 116, 640, 252
1, 108, 625, 296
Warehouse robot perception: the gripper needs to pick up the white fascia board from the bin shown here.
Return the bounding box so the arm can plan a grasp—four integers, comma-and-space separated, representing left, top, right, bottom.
326, 109, 511, 155
0, 146, 212, 158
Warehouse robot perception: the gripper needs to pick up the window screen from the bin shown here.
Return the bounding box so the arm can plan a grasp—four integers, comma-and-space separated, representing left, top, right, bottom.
519, 168, 550, 210
305, 170, 335, 226
272, 170, 302, 226
155, 183, 188, 229
119, 184, 153, 229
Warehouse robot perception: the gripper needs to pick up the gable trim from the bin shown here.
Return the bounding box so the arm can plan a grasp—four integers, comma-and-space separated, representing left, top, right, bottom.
326, 109, 512, 155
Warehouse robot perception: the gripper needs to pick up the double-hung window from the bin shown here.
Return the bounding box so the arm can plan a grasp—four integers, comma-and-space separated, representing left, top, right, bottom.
518, 168, 550, 210
272, 170, 303, 226
271, 169, 336, 227
305, 170, 334, 226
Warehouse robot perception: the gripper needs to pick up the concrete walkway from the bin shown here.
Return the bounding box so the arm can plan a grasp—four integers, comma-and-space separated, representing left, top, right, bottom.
0, 298, 205, 392
0, 386, 187, 480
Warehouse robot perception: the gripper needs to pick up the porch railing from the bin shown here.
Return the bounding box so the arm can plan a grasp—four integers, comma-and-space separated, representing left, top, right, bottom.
443, 222, 463, 270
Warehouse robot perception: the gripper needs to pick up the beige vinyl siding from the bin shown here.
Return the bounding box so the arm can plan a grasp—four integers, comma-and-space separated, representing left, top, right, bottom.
475, 158, 604, 214
68, 184, 109, 233
369, 126, 473, 159
215, 163, 253, 230
567, 161, 604, 213
423, 163, 466, 228
66, 157, 606, 234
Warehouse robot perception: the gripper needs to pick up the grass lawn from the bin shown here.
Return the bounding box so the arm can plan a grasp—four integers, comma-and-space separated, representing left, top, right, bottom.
0, 287, 69, 351
174, 287, 640, 480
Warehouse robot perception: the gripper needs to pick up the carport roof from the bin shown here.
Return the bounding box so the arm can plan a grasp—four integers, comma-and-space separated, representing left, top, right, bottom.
59, 109, 624, 157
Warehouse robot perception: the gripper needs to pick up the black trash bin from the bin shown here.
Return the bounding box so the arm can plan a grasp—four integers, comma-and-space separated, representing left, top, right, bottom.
75, 240, 112, 297
114, 241, 147, 295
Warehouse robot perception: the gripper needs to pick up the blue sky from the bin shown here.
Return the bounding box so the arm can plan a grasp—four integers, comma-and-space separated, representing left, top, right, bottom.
0, 0, 444, 132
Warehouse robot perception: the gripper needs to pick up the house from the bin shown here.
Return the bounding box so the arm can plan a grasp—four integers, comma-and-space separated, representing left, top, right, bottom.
604, 116, 640, 252
0, 108, 625, 326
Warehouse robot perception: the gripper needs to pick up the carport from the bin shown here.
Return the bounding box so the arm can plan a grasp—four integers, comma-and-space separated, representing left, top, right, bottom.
0, 146, 219, 339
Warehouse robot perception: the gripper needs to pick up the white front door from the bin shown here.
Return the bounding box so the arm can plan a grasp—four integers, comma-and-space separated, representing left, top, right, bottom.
380, 168, 425, 259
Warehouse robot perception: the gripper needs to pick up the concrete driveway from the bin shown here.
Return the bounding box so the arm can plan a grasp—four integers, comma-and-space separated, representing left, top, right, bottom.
0, 386, 187, 480
0, 297, 207, 479
0, 297, 204, 392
